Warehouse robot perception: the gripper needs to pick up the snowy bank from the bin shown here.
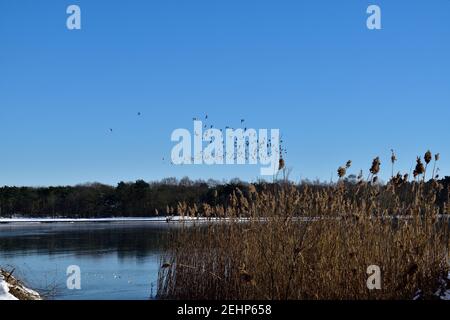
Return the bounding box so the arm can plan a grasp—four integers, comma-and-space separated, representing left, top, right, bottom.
0, 275, 17, 300
0, 270, 41, 300
1, 215, 449, 224
0, 216, 251, 224
0, 217, 170, 223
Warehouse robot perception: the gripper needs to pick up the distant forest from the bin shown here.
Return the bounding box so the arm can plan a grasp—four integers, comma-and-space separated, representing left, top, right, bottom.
0, 176, 449, 218
0, 177, 248, 218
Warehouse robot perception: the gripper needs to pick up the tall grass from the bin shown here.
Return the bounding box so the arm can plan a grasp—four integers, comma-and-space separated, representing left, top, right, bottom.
158, 153, 450, 300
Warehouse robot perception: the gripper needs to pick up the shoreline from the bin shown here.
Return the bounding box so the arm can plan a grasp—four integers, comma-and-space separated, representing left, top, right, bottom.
1, 215, 449, 225
0, 269, 41, 300
0, 217, 210, 224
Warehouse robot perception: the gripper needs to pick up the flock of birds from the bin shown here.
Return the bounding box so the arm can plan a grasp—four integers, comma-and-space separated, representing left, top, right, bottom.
184, 114, 287, 165
109, 112, 142, 132
108, 112, 287, 166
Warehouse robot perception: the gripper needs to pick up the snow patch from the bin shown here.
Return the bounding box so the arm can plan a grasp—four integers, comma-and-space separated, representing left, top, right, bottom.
0, 275, 18, 300
434, 272, 450, 300
442, 272, 450, 300
0, 216, 250, 224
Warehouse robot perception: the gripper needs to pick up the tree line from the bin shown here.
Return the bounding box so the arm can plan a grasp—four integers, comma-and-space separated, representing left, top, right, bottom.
0, 177, 245, 218
0, 176, 449, 218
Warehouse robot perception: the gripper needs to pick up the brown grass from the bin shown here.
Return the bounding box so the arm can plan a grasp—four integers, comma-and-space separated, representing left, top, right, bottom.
157, 153, 450, 300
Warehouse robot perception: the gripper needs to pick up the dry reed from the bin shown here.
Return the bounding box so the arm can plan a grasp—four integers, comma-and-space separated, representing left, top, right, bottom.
157, 154, 450, 300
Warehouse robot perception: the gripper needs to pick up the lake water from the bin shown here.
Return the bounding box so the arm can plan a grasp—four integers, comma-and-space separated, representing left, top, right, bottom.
0, 222, 178, 300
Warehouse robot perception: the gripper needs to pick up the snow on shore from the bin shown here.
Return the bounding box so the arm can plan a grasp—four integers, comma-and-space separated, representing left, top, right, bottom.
0, 270, 41, 300
0, 275, 18, 300
0, 216, 251, 224
1, 215, 449, 224
0, 217, 168, 223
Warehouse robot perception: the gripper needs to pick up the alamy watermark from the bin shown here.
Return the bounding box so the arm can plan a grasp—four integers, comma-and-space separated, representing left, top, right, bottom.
171, 121, 281, 176
65, 4, 381, 31
367, 5, 382, 30
66, 265, 81, 290
366, 265, 382, 290
66, 5, 81, 30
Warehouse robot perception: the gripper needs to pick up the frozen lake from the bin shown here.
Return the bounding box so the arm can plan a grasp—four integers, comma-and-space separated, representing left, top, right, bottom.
0, 222, 178, 300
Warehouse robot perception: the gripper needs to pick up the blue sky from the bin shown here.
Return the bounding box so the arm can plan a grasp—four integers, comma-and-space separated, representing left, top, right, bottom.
1, 0, 449, 186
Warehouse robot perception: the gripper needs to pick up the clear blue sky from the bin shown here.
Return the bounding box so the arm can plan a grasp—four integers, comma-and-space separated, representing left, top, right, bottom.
1, 0, 449, 186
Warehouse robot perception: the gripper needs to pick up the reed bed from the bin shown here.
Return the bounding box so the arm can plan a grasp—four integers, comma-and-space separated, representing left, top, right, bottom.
158, 153, 450, 300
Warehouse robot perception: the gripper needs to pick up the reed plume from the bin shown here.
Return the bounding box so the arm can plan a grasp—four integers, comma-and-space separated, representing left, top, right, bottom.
415, 157, 425, 181
391, 149, 397, 178
424, 150, 432, 181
